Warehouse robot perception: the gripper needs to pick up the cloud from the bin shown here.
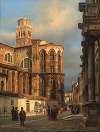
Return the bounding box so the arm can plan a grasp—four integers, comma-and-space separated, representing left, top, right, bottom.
0, 31, 15, 45
32, 0, 81, 35
0, 0, 82, 89
64, 47, 81, 71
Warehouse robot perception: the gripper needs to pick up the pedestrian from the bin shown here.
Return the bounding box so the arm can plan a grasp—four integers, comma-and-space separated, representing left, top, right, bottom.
19, 107, 26, 126
47, 106, 51, 120
15, 107, 18, 120
53, 105, 58, 120
11, 106, 15, 121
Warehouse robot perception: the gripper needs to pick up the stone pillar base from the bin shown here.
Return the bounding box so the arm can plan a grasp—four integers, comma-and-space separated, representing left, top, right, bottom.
81, 101, 100, 127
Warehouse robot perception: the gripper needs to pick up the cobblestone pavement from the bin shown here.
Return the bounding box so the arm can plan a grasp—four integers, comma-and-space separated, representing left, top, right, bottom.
0, 112, 99, 132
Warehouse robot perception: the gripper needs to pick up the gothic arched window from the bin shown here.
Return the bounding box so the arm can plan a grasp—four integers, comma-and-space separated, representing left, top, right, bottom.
58, 51, 61, 73
5, 53, 12, 63
40, 50, 46, 72
24, 58, 31, 68
5, 54, 7, 61
50, 50, 55, 61
49, 49, 56, 73
41, 78, 46, 97
8, 53, 10, 62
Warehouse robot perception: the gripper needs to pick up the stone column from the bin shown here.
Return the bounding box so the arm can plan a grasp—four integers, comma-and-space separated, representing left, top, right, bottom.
84, 44, 88, 103
46, 54, 49, 72
47, 75, 52, 99
18, 72, 23, 94
36, 75, 40, 96
25, 73, 29, 94
8, 71, 12, 92
4, 77, 6, 91
88, 42, 95, 102
55, 54, 58, 73
83, 40, 100, 127
14, 71, 18, 93
61, 54, 64, 73
98, 38, 100, 102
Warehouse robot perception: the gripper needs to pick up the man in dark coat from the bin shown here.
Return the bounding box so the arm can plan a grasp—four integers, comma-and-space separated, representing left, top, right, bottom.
15, 107, 18, 120
53, 105, 58, 120
19, 107, 26, 126
11, 106, 15, 120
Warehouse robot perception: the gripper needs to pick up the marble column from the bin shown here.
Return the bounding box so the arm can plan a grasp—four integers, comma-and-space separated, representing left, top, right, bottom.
4, 77, 6, 91
36, 75, 40, 96
12, 71, 15, 92
18, 72, 23, 95
7, 71, 12, 92
61, 54, 64, 73
83, 40, 100, 127
88, 42, 95, 102
98, 38, 100, 102
25, 73, 29, 94
47, 76, 52, 99
14, 71, 18, 93
84, 50, 88, 102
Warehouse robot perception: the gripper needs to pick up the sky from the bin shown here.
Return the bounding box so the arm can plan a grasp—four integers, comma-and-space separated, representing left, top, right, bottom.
0, 0, 82, 90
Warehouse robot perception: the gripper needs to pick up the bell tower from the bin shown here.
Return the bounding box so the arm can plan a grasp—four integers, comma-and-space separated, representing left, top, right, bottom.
16, 18, 32, 47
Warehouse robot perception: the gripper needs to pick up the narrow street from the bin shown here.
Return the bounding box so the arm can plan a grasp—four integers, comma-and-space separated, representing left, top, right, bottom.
0, 112, 99, 132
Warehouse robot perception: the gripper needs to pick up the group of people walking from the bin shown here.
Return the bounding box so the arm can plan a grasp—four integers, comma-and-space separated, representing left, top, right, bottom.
70, 105, 80, 114
47, 105, 58, 121
11, 106, 26, 126
11, 106, 18, 121
11, 102, 60, 127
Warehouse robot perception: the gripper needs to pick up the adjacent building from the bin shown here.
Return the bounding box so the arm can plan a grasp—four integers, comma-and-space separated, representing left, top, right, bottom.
72, 81, 79, 106
0, 18, 64, 116
72, 73, 84, 113
78, 0, 100, 126
64, 90, 72, 105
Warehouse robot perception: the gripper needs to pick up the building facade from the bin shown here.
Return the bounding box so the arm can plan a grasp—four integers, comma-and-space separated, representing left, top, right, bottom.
64, 90, 72, 106
0, 18, 64, 116
72, 74, 84, 113
78, 0, 100, 126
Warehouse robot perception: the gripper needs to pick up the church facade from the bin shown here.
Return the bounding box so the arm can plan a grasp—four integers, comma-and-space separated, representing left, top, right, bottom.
0, 18, 64, 116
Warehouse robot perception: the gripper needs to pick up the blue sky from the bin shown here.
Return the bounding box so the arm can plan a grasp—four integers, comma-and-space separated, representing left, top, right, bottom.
0, 0, 82, 89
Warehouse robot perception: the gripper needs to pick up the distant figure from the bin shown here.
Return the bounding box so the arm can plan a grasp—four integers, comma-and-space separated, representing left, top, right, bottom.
11, 106, 15, 121
75, 105, 80, 114
15, 107, 18, 120
71, 105, 75, 114
53, 105, 58, 120
19, 107, 26, 126
47, 106, 51, 120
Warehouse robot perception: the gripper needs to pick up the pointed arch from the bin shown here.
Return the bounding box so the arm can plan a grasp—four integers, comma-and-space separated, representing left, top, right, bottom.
48, 49, 56, 61
39, 49, 47, 72
4, 53, 13, 63
48, 49, 56, 73
20, 57, 31, 69
58, 50, 62, 73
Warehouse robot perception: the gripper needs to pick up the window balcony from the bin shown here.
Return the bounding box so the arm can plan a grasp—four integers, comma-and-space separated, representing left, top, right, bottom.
79, 3, 86, 12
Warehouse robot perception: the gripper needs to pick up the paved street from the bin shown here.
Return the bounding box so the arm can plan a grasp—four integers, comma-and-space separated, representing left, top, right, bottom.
0, 112, 99, 132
